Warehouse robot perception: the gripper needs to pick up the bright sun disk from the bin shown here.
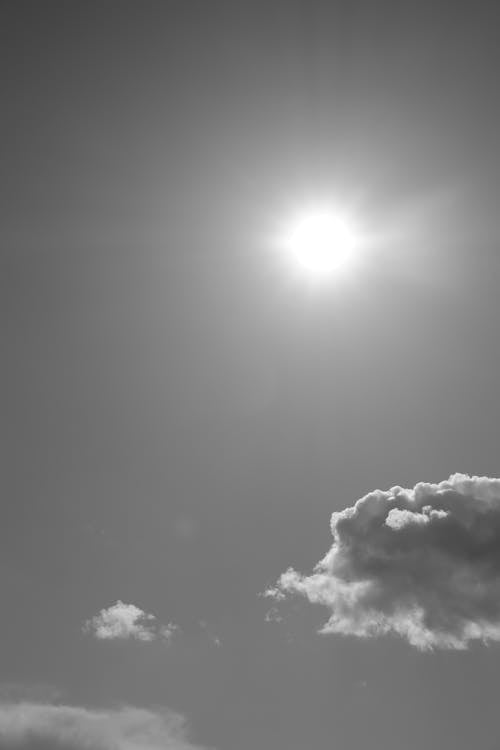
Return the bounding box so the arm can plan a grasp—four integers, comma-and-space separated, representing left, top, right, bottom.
285, 209, 360, 280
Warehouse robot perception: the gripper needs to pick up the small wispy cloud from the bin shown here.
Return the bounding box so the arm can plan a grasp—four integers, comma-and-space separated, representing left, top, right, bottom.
83, 601, 178, 643
264, 607, 283, 624
0, 683, 62, 704
267, 474, 500, 650
0, 702, 208, 750
198, 621, 222, 647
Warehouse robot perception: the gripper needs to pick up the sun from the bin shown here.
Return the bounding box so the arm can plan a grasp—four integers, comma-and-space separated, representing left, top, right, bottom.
282, 208, 361, 281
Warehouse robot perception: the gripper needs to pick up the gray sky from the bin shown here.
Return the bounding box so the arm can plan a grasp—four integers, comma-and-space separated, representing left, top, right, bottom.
3, 2, 500, 749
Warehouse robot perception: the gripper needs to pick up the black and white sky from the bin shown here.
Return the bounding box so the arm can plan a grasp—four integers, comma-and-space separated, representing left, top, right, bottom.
4, 2, 500, 749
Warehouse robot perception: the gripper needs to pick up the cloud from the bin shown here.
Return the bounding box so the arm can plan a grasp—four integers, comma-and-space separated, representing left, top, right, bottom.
264, 607, 283, 624
84, 601, 178, 643
0, 702, 207, 750
198, 621, 222, 647
0, 685, 62, 704
267, 474, 500, 650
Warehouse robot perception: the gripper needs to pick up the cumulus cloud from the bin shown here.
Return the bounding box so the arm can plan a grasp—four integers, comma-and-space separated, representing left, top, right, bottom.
0, 702, 207, 750
267, 474, 500, 650
84, 601, 178, 643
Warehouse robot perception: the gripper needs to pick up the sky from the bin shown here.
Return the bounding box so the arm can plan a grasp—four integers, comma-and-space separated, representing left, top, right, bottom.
3, 1, 500, 749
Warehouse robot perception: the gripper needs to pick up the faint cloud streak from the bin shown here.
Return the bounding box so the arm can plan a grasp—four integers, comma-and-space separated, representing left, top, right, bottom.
0, 702, 208, 750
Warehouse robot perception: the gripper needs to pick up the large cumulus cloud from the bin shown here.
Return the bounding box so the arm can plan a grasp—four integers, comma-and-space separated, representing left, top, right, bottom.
0, 702, 207, 750
267, 474, 500, 650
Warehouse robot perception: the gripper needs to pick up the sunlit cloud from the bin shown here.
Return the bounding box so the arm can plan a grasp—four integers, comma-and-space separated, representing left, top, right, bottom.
267, 474, 500, 650
84, 601, 178, 643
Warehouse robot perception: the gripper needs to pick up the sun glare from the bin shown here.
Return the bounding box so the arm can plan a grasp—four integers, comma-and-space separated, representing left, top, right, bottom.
282, 208, 362, 282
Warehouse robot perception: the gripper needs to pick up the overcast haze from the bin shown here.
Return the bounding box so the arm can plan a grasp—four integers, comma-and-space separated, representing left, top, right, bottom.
4, 2, 500, 749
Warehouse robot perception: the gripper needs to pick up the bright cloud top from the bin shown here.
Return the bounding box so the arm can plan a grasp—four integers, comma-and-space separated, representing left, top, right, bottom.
0, 702, 206, 750
267, 474, 500, 650
84, 601, 177, 643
